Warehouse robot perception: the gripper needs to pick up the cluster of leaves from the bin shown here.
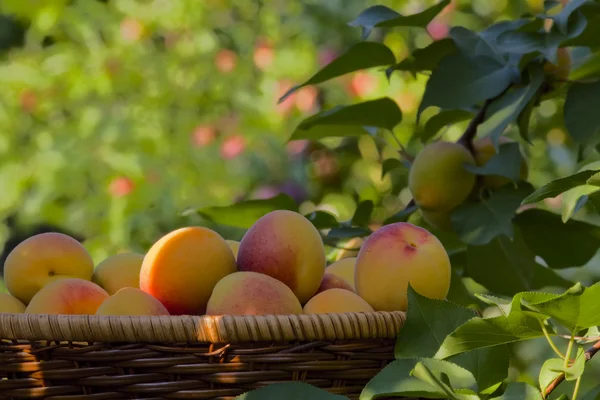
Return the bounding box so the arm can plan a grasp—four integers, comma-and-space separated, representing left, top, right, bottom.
214, 0, 600, 399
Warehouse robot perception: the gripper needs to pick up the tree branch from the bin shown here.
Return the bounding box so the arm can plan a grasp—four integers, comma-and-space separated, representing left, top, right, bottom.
456, 86, 512, 154
544, 339, 600, 398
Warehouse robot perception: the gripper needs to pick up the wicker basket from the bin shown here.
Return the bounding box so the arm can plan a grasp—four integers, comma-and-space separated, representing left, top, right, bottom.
0, 311, 406, 399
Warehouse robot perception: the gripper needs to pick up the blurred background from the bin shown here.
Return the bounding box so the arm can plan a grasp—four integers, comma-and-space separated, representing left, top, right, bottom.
0, 0, 598, 393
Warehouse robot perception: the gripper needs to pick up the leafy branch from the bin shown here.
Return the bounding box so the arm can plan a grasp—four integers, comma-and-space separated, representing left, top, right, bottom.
544, 339, 600, 398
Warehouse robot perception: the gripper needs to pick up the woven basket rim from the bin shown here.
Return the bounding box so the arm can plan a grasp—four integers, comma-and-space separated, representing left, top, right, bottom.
0, 311, 405, 344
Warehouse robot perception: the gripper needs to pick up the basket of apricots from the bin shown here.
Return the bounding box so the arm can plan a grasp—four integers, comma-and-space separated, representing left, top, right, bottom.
0, 210, 452, 399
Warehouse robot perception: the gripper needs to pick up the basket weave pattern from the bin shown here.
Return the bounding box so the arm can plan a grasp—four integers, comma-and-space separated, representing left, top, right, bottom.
0, 311, 406, 399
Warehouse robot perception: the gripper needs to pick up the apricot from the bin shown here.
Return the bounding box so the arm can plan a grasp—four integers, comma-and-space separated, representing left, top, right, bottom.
355, 222, 451, 311
25, 278, 109, 315
316, 273, 355, 294
324, 257, 357, 290
408, 141, 476, 212
139, 227, 237, 315
4, 232, 94, 304
334, 237, 364, 261
225, 240, 240, 260
206, 271, 303, 316
0, 293, 26, 313
303, 288, 374, 314
237, 210, 326, 304
92, 252, 144, 295
473, 136, 528, 189
95, 287, 169, 316
420, 209, 453, 232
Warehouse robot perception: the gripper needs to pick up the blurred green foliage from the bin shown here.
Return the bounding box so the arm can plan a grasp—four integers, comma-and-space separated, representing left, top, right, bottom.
1, 0, 587, 264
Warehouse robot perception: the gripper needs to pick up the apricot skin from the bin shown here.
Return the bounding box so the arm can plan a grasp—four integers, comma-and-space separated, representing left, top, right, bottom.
95, 287, 170, 316
4, 232, 94, 304
139, 227, 237, 315
316, 273, 355, 294
237, 210, 326, 304
334, 237, 364, 261
355, 222, 451, 312
473, 136, 528, 189
420, 209, 453, 232
408, 141, 476, 212
25, 278, 109, 315
303, 288, 374, 314
0, 293, 26, 313
92, 252, 144, 295
325, 257, 357, 290
206, 271, 303, 316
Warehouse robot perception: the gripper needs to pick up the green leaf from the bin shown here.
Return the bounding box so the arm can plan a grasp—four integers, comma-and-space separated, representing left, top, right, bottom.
570, 49, 600, 80
582, 383, 600, 400
463, 142, 526, 183
326, 227, 372, 239
422, 109, 475, 143
289, 98, 403, 141
451, 183, 534, 246
305, 211, 339, 230
539, 346, 585, 394
383, 202, 419, 225
548, 0, 591, 34
349, 0, 451, 40
395, 286, 477, 359
450, 26, 505, 63
564, 3, 600, 48
520, 169, 600, 204
523, 282, 600, 332
381, 158, 406, 178
235, 382, 348, 400
386, 39, 457, 77
560, 162, 600, 221
435, 310, 548, 359
195, 194, 298, 229
418, 51, 517, 119
465, 229, 573, 297
278, 42, 395, 103
359, 358, 446, 400
476, 64, 545, 148
447, 269, 485, 309
514, 209, 600, 269
352, 200, 374, 227
411, 358, 479, 399
517, 90, 540, 143
489, 382, 543, 400
475, 293, 514, 317
539, 357, 565, 394
448, 346, 509, 394
564, 80, 600, 145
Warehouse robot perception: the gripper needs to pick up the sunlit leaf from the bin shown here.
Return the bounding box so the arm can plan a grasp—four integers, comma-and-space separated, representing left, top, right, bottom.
349, 0, 451, 40
521, 169, 600, 204
278, 42, 396, 103
289, 98, 403, 141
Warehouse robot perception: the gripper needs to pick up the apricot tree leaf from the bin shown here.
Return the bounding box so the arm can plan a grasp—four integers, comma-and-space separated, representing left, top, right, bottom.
278, 42, 395, 103
352, 200, 374, 227
490, 382, 543, 400
514, 209, 600, 269
521, 169, 600, 204
451, 183, 534, 246
305, 211, 339, 230
349, 0, 450, 40
381, 158, 407, 178
464, 229, 573, 297
463, 142, 524, 183
421, 109, 474, 142
418, 52, 517, 119
447, 345, 509, 394
386, 39, 457, 76
476, 63, 545, 149
565, 80, 600, 145
395, 286, 477, 359
195, 194, 298, 229
289, 98, 402, 141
